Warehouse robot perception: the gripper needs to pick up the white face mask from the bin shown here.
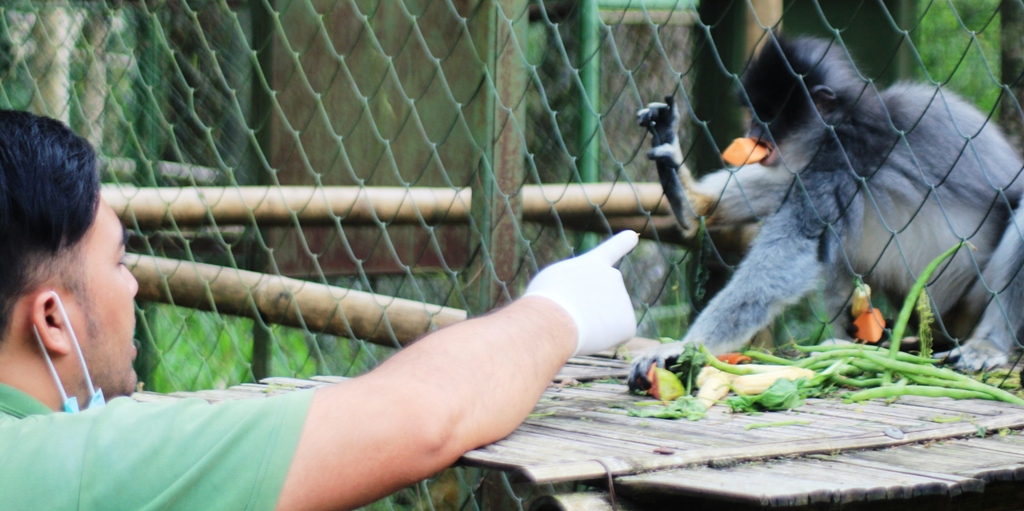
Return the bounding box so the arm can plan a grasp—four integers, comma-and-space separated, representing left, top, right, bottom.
32, 292, 105, 413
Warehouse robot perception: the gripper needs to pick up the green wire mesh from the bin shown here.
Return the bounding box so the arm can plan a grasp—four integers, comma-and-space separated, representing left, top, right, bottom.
0, 0, 1015, 508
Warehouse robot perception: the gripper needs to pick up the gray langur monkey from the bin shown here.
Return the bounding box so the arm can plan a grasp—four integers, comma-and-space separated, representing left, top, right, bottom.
628, 36, 1024, 390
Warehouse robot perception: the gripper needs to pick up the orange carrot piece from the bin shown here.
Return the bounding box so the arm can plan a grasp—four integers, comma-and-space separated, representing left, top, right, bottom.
852, 308, 885, 344
717, 353, 753, 365
646, 362, 660, 398
722, 138, 771, 166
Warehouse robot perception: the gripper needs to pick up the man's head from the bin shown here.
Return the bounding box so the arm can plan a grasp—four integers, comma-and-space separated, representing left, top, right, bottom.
0, 110, 138, 408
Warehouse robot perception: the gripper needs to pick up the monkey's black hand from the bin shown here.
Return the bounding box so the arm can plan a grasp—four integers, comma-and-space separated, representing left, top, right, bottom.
626, 341, 690, 392
637, 97, 690, 234
636, 97, 683, 168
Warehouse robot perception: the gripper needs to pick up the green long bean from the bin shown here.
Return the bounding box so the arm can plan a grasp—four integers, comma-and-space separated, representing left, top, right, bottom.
700, 346, 798, 375
860, 352, 1024, 405
886, 243, 967, 381
844, 385, 995, 402
796, 348, 937, 368
831, 375, 882, 388
795, 343, 939, 364
742, 351, 797, 366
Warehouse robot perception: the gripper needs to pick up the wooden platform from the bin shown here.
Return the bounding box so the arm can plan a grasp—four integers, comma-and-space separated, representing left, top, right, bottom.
133, 357, 1024, 510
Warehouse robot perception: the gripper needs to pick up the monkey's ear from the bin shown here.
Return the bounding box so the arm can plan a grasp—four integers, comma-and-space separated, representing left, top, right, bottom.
811, 84, 837, 113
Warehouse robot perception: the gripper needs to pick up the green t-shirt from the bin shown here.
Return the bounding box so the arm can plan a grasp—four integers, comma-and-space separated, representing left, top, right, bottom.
0, 383, 314, 510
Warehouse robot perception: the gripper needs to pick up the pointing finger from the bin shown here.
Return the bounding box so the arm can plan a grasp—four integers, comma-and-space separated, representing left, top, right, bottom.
582, 231, 639, 266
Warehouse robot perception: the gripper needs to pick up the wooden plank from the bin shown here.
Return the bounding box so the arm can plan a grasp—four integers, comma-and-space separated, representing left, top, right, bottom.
168, 388, 282, 403
506, 411, 1024, 483
259, 377, 332, 389
128, 365, 1024, 510
836, 441, 1024, 483
884, 394, 1022, 417
980, 433, 1024, 453
941, 437, 1024, 460
808, 454, 984, 495
553, 365, 628, 383
609, 435, 1024, 508
521, 409, 849, 450
130, 391, 184, 403
455, 362, 1024, 483
614, 457, 975, 507
309, 375, 349, 384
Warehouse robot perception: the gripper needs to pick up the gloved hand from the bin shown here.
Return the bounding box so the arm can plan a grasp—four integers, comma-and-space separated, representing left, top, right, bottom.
524, 231, 639, 357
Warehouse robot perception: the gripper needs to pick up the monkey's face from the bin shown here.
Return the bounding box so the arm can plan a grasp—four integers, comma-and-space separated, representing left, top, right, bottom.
739, 37, 845, 169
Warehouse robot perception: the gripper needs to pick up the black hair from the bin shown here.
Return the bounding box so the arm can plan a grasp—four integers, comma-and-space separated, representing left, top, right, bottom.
0, 110, 99, 336
741, 36, 862, 143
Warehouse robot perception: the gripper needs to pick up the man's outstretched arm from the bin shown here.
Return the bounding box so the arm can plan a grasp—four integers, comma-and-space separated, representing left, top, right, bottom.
276, 232, 639, 511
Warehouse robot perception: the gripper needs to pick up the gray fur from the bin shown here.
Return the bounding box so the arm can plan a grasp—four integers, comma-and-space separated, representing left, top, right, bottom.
629, 58, 1024, 387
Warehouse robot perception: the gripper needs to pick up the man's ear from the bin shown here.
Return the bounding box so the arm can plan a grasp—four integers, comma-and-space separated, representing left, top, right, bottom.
31, 291, 72, 356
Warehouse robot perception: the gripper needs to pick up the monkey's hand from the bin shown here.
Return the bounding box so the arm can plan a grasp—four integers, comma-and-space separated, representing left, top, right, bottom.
638, 97, 697, 237
627, 341, 692, 392
637, 96, 683, 167
937, 339, 1011, 371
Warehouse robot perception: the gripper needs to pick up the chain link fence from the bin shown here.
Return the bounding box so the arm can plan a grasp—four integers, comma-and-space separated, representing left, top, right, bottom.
0, 0, 1016, 508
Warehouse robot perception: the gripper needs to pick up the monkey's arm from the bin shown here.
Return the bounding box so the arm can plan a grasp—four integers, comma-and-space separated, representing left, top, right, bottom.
627, 197, 837, 389
638, 98, 793, 240
681, 203, 824, 351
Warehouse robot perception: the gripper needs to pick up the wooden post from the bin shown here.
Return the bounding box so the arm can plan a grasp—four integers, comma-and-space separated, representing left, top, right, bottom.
130, 7, 162, 390
128, 254, 467, 346
102, 183, 669, 227
745, 0, 783, 57
79, 15, 108, 148
467, 0, 528, 316
30, 5, 82, 121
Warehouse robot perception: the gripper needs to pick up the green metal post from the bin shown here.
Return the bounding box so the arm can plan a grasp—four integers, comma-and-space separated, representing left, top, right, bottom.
131, 7, 161, 390
249, 0, 274, 382
578, 0, 600, 251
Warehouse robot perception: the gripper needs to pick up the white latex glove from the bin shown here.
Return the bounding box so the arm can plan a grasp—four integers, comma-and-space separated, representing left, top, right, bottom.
524, 231, 639, 357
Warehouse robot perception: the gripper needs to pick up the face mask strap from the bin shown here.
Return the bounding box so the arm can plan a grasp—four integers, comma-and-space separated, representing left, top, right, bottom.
33, 291, 105, 412
32, 325, 78, 413
50, 292, 100, 402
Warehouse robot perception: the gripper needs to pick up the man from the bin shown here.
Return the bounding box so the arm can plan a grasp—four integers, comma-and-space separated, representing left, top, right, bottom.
0, 110, 640, 510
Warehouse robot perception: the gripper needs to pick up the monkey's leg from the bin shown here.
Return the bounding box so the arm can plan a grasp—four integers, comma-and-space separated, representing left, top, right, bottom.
958, 211, 1024, 370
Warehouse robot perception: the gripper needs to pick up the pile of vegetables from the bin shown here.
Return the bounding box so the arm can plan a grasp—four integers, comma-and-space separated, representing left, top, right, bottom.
631, 243, 1024, 421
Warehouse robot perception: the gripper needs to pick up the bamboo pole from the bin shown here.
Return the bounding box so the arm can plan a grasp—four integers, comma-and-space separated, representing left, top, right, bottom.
103, 183, 671, 228
128, 254, 466, 347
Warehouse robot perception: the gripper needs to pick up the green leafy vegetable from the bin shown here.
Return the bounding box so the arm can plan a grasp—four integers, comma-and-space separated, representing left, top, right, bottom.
665, 342, 709, 393
629, 395, 708, 420
726, 378, 811, 413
